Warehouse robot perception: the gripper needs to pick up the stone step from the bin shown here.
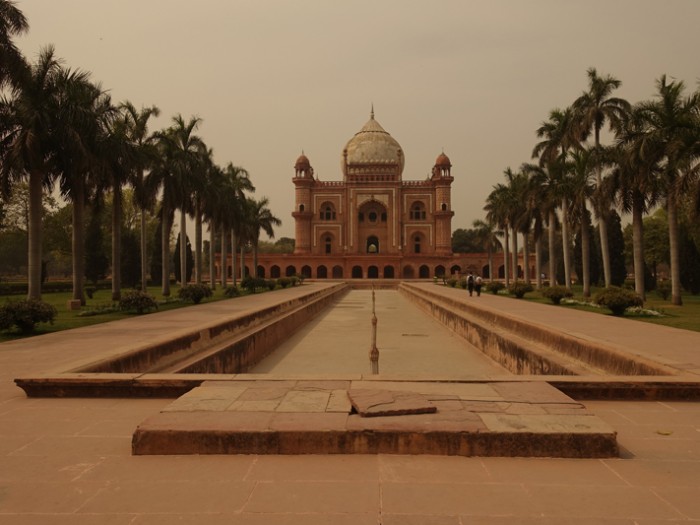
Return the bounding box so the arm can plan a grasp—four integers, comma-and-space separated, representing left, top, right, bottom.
131, 379, 619, 458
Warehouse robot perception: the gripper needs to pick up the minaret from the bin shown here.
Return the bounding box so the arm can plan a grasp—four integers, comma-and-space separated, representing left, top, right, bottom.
432, 151, 454, 255
292, 151, 314, 254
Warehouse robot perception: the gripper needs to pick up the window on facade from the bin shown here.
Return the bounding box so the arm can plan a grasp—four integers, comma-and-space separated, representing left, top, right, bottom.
368, 211, 378, 223
410, 202, 426, 220
441, 203, 447, 211
325, 236, 332, 254
320, 204, 336, 220
299, 204, 305, 212
414, 235, 421, 254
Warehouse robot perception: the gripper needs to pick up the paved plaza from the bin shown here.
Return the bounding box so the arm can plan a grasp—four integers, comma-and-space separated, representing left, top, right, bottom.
1, 282, 700, 523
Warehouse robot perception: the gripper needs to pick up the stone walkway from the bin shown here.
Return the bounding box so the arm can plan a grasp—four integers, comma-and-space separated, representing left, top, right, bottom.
1, 282, 700, 522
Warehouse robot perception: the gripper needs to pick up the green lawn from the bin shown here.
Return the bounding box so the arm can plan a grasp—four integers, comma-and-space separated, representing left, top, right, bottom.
518, 285, 700, 333
0, 284, 238, 343
2, 281, 699, 343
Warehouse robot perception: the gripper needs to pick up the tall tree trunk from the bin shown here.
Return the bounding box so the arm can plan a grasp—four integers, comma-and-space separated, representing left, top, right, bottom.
27, 171, 43, 300
548, 210, 557, 286
511, 227, 518, 282
487, 245, 493, 282
209, 221, 216, 289
162, 205, 171, 297
220, 225, 227, 288
240, 245, 245, 281
194, 199, 202, 284
503, 228, 510, 286
535, 235, 542, 290
72, 177, 86, 305
561, 198, 571, 291
667, 193, 683, 306
231, 230, 238, 286
523, 231, 531, 285
179, 207, 187, 285
632, 194, 645, 301
595, 132, 612, 287
111, 182, 122, 301
581, 205, 591, 298
140, 208, 148, 292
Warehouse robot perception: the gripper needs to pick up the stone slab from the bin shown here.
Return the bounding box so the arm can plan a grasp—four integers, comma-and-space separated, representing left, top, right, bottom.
132, 379, 619, 458
347, 389, 437, 417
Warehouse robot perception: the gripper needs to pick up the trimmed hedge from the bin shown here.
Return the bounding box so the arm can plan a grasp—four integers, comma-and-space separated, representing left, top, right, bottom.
0, 299, 57, 333
594, 286, 643, 316
541, 285, 573, 305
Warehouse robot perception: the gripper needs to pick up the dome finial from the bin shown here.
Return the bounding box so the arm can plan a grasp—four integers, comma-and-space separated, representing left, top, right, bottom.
370, 103, 374, 120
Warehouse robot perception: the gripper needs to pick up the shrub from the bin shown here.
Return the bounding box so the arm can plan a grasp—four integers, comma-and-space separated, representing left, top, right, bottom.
458, 278, 467, 289
486, 281, 505, 295
446, 278, 458, 288
295, 274, 305, 284
290, 276, 300, 287
265, 279, 277, 291
119, 291, 158, 314
223, 285, 240, 298
508, 282, 534, 299
656, 280, 671, 300
541, 285, 573, 305
277, 277, 291, 289
178, 284, 213, 304
0, 299, 57, 333
241, 276, 267, 294
594, 286, 643, 316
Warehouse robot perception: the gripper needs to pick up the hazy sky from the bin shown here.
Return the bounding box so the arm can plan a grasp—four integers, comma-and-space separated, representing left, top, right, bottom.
15, 0, 700, 239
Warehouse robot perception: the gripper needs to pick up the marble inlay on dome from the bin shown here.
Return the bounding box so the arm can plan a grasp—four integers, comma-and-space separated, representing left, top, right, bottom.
342, 110, 404, 176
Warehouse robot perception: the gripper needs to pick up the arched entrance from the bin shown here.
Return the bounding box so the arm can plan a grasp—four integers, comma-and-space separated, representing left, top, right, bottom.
450, 264, 461, 275
271, 265, 281, 278
403, 266, 415, 279
367, 265, 379, 278
366, 235, 379, 254
419, 265, 430, 278
332, 265, 343, 278
301, 265, 312, 278
285, 265, 296, 277
317, 265, 328, 278
352, 266, 363, 278
435, 265, 446, 278
384, 265, 395, 278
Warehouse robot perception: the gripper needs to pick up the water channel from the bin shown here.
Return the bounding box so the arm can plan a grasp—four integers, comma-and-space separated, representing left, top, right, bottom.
250, 289, 509, 377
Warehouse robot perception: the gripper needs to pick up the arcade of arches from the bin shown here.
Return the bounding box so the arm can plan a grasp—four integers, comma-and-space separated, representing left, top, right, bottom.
214, 111, 534, 281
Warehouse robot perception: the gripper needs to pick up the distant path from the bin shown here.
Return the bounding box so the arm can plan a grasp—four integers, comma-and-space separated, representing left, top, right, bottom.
251, 289, 510, 377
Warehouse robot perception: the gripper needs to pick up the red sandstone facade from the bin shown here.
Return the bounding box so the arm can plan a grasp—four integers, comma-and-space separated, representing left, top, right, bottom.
217, 111, 532, 280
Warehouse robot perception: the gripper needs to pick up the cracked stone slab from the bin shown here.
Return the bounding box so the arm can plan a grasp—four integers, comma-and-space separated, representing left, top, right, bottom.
347, 389, 437, 417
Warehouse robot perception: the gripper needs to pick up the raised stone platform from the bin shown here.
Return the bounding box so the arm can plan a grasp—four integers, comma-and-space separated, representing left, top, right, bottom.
132, 379, 618, 458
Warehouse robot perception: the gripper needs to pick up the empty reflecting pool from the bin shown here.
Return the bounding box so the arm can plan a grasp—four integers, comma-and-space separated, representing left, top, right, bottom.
251, 289, 509, 377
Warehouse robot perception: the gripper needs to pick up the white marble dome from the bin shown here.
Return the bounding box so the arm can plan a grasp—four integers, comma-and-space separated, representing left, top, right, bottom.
342, 110, 404, 176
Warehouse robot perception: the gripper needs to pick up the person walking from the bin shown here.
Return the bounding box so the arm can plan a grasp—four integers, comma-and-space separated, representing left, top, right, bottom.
475, 275, 482, 296
467, 273, 475, 296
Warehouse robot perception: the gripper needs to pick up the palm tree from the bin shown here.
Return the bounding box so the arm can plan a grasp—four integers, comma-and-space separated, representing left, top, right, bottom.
168, 115, 206, 286
533, 107, 580, 290
0, 46, 62, 299
573, 68, 631, 287
121, 101, 160, 292
98, 106, 137, 301
472, 219, 499, 280
567, 148, 597, 297
612, 106, 662, 301
522, 163, 556, 288
636, 76, 700, 305
54, 71, 112, 305
0, 0, 28, 90
244, 196, 281, 277
223, 164, 253, 285
484, 183, 510, 285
